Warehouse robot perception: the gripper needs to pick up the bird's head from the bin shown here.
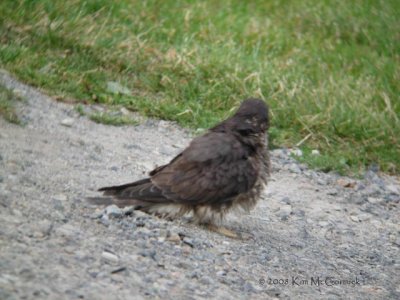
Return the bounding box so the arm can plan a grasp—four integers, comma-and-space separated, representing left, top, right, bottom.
211, 98, 270, 148
231, 98, 269, 135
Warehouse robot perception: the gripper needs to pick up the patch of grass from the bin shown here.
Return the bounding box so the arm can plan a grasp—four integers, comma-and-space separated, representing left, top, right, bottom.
74, 104, 85, 116
89, 112, 138, 126
0, 84, 22, 124
295, 147, 363, 176
0, 0, 399, 174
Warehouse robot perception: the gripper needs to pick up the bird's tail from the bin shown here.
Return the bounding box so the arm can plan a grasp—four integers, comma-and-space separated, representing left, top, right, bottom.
98, 178, 151, 195
87, 178, 167, 208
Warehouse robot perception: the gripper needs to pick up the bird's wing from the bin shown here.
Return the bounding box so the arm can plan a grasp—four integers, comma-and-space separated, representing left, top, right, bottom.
97, 178, 167, 203
150, 131, 259, 205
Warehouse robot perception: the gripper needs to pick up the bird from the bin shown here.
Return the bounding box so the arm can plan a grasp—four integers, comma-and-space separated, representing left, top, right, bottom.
88, 98, 270, 238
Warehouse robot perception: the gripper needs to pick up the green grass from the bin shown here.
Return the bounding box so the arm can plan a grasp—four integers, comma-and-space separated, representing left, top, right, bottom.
0, 84, 22, 124
0, 0, 399, 175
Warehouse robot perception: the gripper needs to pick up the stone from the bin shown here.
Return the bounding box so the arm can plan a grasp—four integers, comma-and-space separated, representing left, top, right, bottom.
216, 270, 226, 276
276, 205, 292, 220
100, 215, 110, 226
386, 184, 400, 195
106, 81, 131, 95
317, 178, 328, 185
101, 251, 119, 263
288, 163, 302, 174
350, 215, 360, 222
120, 107, 130, 116
291, 149, 303, 157
367, 197, 383, 204
167, 232, 181, 244
337, 179, 356, 188
182, 237, 194, 247
327, 189, 338, 196
122, 206, 135, 215
311, 149, 320, 156
199, 276, 213, 285
104, 205, 123, 218
318, 221, 330, 227
61, 118, 74, 127
358, 213, 371, 222
53, 194, 68, 201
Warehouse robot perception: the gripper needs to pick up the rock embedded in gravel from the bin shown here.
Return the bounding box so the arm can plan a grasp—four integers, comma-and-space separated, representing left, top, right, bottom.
350, 215, 360, 222
100, 215, 110, 226
122, 206, 135, 215
318, 221, 330, 227
337, 178, 356, 188
276, 204, 292, 220
287, 163, 302, 174
386, 184, 400, 195
316, 177, 328, 185
101, 251, 119, 263
367, 197, 383, 204
166, 231, 181, 244
104, 205, 123, 218
182, 237, 195, 247
327, 189, 338, 196
61, 118, 74, 127
291, 149, 303, 157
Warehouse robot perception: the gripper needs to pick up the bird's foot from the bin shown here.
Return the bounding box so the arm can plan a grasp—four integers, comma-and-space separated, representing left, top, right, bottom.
205, 224, 240, 239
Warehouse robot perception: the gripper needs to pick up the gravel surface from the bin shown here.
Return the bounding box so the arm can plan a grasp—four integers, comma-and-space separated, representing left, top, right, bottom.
0, 70, 399, 300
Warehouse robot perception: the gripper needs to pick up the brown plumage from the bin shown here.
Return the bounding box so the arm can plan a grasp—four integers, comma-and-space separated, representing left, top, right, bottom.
89, 98, 270, 232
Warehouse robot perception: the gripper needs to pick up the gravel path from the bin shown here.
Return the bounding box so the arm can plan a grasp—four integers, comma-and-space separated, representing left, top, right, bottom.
0, 70, 399, 300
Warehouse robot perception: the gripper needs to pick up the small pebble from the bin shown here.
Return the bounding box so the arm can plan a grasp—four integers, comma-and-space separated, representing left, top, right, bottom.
386, 184, 400, 195
61, 118, 74, 127
311, 149, 320, 156
367, 197, 383, 204
199, 276, 213, 285
167, 232, 181, 244
337, 179, 356, 188
327, 189, 338, 196
100, 215, 110, 226
216, 270, 226, 276
280, 196, 291, 204
350, 215, 360, 222
101, 251, 119, 263
183, 237, 194, 247
120, 107, 130, 115
105, 205, 123, 218
288, 164, 302, 174
276, 205, 292, 220
358, 213, 371, 222
291, 149, 303, 157
318, 221, 330, 227
53, 194, 68, 201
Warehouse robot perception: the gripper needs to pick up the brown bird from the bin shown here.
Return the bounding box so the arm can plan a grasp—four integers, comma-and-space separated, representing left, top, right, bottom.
89, 98, 270, 238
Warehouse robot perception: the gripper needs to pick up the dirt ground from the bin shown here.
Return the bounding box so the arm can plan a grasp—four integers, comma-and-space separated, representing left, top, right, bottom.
0, 70, 399, 299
